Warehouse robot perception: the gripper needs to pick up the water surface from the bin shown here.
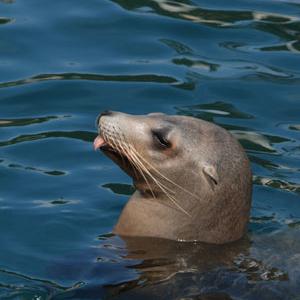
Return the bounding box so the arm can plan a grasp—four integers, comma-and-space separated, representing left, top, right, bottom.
0, 0, 300, 299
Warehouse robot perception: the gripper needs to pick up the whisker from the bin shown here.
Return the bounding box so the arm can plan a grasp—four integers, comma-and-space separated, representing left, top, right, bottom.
132, 147, 199, 200
127, 145, 191, 216
103, 129, 191, 217
108, 130, 156, 199
121, 141, 156, 199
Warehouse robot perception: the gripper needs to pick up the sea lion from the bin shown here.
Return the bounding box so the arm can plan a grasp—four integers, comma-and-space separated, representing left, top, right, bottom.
94, 111, 252, 244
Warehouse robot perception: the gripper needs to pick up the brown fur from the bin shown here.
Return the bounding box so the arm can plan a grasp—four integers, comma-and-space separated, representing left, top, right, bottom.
95, 111, 252, 244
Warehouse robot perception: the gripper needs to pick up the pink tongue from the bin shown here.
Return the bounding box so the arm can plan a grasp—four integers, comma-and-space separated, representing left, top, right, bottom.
93, 135, 106, 150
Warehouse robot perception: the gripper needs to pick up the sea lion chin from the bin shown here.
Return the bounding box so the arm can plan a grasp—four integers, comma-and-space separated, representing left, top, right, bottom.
94, 111, 252, 244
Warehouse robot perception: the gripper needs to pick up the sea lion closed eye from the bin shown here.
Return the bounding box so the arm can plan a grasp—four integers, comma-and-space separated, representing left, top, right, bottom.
94, 111, 252, 244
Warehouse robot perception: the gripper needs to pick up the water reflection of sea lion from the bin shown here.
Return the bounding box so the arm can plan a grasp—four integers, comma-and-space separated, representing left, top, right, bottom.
94, 111, 252, 244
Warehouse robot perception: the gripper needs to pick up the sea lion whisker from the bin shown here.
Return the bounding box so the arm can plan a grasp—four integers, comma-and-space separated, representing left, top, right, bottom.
120, 140, 156, 199
127, 145, 178, 196
126, 145, 190, 216
104, 127, 191, 215
127, 145, 177, 196
120, 142, 141, 181
115, 139, 128, 167
132, 147, 199, 200
118, 136, 177, 203
120, 142, 153, 194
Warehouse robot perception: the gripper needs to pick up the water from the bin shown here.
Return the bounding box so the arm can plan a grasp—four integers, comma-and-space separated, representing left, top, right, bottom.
0, 0, 300, 299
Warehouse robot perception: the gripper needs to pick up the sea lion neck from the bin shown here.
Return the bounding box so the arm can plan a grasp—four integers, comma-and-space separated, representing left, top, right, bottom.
113, 191, 191, 241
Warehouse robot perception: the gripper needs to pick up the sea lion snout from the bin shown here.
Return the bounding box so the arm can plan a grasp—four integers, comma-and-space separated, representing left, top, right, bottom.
95, 110, 116, 129
100, 110, 114, 117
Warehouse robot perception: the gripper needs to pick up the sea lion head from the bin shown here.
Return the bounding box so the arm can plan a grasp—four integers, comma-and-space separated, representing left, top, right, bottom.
94, 111, 252, 244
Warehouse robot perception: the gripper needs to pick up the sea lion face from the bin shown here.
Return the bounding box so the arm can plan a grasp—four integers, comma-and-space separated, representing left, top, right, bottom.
94, 111, 252, 243
95, 112, 214, 202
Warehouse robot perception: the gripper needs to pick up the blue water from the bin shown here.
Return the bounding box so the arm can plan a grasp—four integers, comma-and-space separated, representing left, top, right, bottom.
0, 0, 300, 299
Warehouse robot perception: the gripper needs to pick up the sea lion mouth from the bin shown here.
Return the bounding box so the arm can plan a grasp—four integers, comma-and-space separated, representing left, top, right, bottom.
94, 134, 123, 158
93, 133, 137, 179
93, 135, 114, 153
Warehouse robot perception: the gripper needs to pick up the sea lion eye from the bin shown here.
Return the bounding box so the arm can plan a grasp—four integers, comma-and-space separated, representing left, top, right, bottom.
152, 129, 171, 148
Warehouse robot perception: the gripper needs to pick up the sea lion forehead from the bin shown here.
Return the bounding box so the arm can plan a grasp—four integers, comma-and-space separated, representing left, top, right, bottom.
140, 114, 209, 143
123, 113, 177, 132
143, 113, 196, 128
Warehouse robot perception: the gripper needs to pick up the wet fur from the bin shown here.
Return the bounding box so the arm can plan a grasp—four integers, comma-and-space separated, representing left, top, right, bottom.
96, 112, 252, 244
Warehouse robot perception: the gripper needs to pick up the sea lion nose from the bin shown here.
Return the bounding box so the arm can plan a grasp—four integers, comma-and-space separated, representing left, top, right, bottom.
95, 110, 114, 128
101, 110, 114, 117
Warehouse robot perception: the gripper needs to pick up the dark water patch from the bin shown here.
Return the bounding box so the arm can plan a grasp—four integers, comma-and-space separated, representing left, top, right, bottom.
0, 130, 96, 147
233, 131, 291, 154
253, 175, 300, 194
51, 199, 70, 205
255, 19, 300, 43
250, 214, 282, 234
240, 70, 300, 84
0, 17, 12, 25
259, 40, 300, 53
0, 0, 14, 3
172, 56, 295, 79
176, 101, 254, 120
0, 267, 72, 297
242, 18, 300, 53
0, 72, 180, 89
97, 232, 115, 241
45, 170, 66, 176
113, 0, 299, 28
0, 115, 70, 127
32, 198, 80, 208
0, 158, 66, 176
282, 145, 300, 158
102, 183, 135, 196
289, 124, 300, 131
173, 57, 220, 71
160, 38, 194, 55
174, 79, 196, 90
234, 255, 288, 281
287, 221, 300, 228
249, 155, 281, 171
251, 214, 276, 223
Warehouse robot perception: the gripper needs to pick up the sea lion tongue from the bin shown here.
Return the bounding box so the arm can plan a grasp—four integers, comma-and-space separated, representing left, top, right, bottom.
93, 136, 106, 151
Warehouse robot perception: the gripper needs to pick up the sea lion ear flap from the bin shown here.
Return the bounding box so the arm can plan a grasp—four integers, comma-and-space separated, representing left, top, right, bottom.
203, 164, 219, 187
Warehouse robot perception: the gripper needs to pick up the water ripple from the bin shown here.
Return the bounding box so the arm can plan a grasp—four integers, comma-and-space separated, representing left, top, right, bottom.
0, 72, 184, 89
0, 17, 12, 25
253, 175, 300, 194
175, 102, 293, 154
0, 130, 96, 147
114, 0, 300, 57
173, 57, 295, 79
0, 267, 84, 299
32, 198, 80, 208
234, 255, 288, 281
0, 115, 69, 127
176, 101, 254, 120
0, 267, 70, 290
0, 158, 66, 176
289, 124, 300, 131
114, 0, 299, 27
102, 183, 135, 196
